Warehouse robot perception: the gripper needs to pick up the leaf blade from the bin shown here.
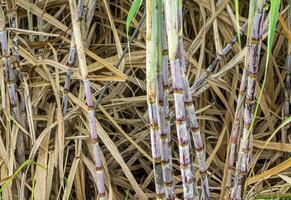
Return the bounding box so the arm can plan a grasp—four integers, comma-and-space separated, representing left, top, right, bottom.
126, 0, 143, 33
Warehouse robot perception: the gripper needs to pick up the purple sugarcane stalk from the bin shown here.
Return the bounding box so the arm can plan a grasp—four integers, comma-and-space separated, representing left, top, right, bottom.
146, 0, 165, 198
156, 1, 175, 199
190, 22, 248, 94
68, 0, 106, 198
62, 38, 76, 115
177, 0, 209, 199
0, 4, 25, 164
164, 0, 196, 199
225, 67, 247, 197
231, 1, 266, 199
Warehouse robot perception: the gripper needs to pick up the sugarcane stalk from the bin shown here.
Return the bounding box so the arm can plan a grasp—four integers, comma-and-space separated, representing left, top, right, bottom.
231, 1, 266, 198
77, 0, 85, 21
225, 67, 247, 197
176, 0, 209, 199
156, 0, 175, 199
0, 3, 25, 165
62, 38, 76, 115
146, 0, 165, 198
190, 22, 248, 94
69, 0, 106, 198
164, 0, 196, 199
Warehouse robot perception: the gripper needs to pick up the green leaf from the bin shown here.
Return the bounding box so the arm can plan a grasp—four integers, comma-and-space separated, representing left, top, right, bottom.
0, 160, 31, 193
234, 0, 241, 47
126, 0, 143, 33
248, 0, 281, 138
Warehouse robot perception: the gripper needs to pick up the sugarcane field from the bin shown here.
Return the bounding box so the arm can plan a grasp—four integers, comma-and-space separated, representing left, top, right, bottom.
0, 0, 290, 199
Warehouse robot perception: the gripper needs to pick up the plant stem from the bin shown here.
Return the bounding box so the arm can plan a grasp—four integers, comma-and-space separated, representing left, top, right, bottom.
225, 67, 247, 196
190, 22, 248, 94
164, 0, 196, 199
156, 0, 175, 199
69, 0, 106, 198
231, 1, 266, 198
0, 3, 25, 165
146, 0, 165, 198
177, 0, 210, 198
62, 38, 76, 115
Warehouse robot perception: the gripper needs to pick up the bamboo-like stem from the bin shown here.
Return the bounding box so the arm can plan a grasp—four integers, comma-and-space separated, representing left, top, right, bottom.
190, 22, 248, 94
164, 0, 196, 199
0, 3, 25, 165
231, 1, 266, 198
62, 38, 76, 115
69, 0, 106, 198
176, 0, 209, 198
225, 67, 247, 197
77, 0, 84, 21
146, 0, 165, 198
156, 1, 175, 199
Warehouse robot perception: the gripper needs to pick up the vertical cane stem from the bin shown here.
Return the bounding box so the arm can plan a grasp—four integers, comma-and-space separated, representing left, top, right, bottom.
69, 0, 107, 198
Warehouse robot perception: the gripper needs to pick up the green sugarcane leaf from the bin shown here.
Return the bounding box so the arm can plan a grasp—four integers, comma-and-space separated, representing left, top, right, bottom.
126, 0, 143, 33
0, 160, 31, 193
234, 0, 241, 47
248, 0, 281, 138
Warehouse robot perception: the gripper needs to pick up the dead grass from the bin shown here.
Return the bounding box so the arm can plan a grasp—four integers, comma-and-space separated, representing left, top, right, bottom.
0, 0, 290, 199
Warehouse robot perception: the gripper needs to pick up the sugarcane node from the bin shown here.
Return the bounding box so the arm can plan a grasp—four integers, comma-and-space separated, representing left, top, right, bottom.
96, 166, 103, 172
156, 193, 165, 199
91, 138, 98, 144
164, 180, 173, 187
162, 50, 168, 56
194, 146, 203, 152
175, 118, 185, 125
184, 101, 192, 107
190, 126, 199, 132
174, 88, 184, 94
2, 54, 10, 58
160, 133, 167, 140
64, 87, 70, 92
180, 162, 190, 169
248, 73, 257, 79
242, 148, 250, 154
148, 96, 156, 104
161, 159, 169, 165
183, 177, 194, 184
163, 84, 169, 91
98, 192, 106, 198
238, 90, 246, 96
153, 157, 162, 163
249, 38, 260, 44
158, 100, 164, 106
245, 98, 256, 104
243, 122, 251, 129
150, 122, 159, 130
179, 139, 189, 147
87, 105, 94, 110
200, 169, 208, 176
240, 170, 247, 176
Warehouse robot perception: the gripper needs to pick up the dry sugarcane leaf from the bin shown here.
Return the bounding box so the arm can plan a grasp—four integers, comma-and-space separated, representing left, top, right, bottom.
62, 158, 80, 200
253, 140, 291, 152
248, 157, 291, 185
